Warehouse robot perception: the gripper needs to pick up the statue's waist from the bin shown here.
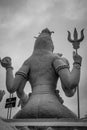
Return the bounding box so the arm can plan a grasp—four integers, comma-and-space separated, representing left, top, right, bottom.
31, 84, 56, 94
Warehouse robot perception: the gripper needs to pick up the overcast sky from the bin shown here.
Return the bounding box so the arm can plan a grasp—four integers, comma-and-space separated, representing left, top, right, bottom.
0, 0, 87, 119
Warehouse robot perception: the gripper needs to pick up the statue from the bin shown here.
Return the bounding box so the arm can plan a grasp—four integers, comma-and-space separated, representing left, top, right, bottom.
1, 28, 82, 120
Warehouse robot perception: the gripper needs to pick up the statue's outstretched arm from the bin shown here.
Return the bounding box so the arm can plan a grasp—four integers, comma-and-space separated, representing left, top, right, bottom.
1, 57, 29, 94
53, 52, 82, 97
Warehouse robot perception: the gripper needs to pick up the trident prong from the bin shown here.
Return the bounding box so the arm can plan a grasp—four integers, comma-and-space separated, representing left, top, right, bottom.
67, 28, 84, 51
74, 28, 78, 40
78, 29, 84, 42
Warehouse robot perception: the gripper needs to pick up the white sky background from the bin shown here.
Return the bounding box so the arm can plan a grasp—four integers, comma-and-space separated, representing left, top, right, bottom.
0, 0, 87, 118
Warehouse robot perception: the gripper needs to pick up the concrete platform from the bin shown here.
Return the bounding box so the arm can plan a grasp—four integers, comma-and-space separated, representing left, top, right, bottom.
2, 118, 87, 127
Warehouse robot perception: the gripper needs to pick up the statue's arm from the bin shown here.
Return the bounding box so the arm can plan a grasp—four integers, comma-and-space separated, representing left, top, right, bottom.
53, 52, 82, 97
58, 63, 80, 97
5, 68, 27, 93
1, 57, 29, 94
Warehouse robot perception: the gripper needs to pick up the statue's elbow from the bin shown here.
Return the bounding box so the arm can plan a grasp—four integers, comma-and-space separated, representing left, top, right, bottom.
62, 82, 76, 97
65, 90, 75, 97
7, 88, 14, 93
63, 82, 77, 97
6, 85, 16, 94
65, 85, 76, 97
70, 82, 78, 90
66, 78, 78, 89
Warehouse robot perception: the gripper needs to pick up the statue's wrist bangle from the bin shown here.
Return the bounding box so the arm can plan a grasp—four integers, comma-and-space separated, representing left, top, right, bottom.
73, 62, 81, 70
73, 62, 81, 66
6, 66, 14, 70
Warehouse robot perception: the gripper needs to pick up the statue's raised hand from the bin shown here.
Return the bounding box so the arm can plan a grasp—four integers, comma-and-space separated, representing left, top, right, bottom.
1, 57, 12, 69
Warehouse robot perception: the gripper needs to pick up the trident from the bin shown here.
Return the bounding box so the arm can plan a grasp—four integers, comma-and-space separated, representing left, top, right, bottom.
67, 28, 84, 119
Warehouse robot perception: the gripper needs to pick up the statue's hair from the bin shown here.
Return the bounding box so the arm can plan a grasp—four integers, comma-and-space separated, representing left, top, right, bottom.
34, 29, 54, 52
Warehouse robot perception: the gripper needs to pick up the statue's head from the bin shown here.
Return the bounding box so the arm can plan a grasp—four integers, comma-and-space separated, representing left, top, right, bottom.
34, 28, 54, 52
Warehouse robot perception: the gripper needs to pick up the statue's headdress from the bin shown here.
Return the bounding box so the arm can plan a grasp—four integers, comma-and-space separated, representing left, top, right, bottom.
34, 28, 54, 52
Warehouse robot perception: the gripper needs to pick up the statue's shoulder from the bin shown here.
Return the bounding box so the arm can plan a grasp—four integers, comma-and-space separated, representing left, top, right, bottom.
23, 56, 31, 66
53, 53, 69, 66
53, 53, 62, 61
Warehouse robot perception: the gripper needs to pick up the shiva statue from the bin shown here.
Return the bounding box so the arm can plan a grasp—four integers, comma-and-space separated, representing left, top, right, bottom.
1, 28, 82, 120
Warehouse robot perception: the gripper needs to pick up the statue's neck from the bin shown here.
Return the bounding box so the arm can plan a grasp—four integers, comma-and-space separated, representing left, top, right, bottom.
33, 49, 53, 54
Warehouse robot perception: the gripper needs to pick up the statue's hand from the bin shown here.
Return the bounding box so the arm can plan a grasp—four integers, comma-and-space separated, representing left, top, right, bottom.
1, 57, 12, 69
73, 51, 82, 66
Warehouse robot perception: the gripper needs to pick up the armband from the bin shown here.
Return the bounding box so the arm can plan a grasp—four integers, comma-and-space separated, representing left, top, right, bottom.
73, 63, 81, 70
73, 62, 81, 66
53, 58, 70, 73
55, 65, 69, 73
6, 66, 14, 70
15, 71, 28, 80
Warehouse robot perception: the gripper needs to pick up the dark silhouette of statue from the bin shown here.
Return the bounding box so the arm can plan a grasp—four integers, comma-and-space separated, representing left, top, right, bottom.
1, 28, 82, 120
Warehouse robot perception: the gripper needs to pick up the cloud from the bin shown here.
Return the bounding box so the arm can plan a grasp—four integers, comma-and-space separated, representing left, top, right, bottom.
0, 0, 26, 11
0, 0, 54, 39
0, 0, 54, 69
63, 0, 87, 20
1, 14, 33, 38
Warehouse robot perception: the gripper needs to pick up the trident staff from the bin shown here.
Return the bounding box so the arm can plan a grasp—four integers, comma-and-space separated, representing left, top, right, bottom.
67, 28, 84, 119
